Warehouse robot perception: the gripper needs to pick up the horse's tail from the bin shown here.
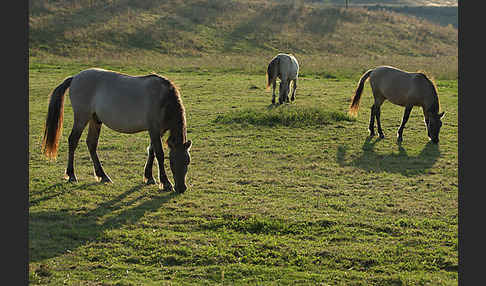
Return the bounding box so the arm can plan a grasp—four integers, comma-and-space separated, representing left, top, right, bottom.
41, 76, 73, 160
266, 57, 280, 90
349, 69, 373, 117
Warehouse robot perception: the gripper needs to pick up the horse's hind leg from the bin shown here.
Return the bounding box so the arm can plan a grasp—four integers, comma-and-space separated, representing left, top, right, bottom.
397, 106, 413, 143
368, 105, 376, 137
65, 116, 89, 182
375, 102, 385, 139
86, 118, 112, 183
143, 143, 156, 185
370, 94, 385, 139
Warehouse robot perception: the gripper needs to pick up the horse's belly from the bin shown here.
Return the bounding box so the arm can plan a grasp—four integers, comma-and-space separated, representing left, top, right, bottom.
386, 96, 409, 107
95, 101, 149, 134
99, 112, 148, 133
387, 92, 422, 107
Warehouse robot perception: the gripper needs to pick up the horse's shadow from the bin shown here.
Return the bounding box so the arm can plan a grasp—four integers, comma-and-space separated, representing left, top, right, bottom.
336, 137, 440, 176
29, 184, 180, 262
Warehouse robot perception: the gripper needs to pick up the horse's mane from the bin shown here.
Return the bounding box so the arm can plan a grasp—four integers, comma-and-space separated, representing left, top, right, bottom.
417, 70, 441, 114
159, 75, 187, 147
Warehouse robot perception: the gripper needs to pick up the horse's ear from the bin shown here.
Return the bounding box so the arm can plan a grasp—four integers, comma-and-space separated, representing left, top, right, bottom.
438, 111, 445, 119
184, 140, 192, 151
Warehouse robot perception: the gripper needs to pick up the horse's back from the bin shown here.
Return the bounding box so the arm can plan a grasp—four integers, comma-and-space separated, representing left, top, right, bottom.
370, 66, 429, 107
69, 68, 162, 133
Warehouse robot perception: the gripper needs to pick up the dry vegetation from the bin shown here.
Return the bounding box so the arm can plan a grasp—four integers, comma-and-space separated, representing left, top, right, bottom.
29, 0, 457, 79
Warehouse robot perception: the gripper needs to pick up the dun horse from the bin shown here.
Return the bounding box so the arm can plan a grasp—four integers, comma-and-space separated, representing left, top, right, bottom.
266, 53, 299, 105
41, 68, 192, 193
349, 66, 445, 144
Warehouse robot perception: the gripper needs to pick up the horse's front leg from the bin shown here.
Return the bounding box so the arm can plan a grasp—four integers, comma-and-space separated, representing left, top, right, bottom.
284, 80, 291, 103
143, 143, 156, 185
148, 129, 173, 191
278, 81, 288, 104
422, 108, 431, 138
272, 81, 277, 105
397, 106, 413, 143
290, 78, 297, 102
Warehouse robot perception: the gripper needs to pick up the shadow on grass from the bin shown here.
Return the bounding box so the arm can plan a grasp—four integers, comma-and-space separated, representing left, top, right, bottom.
29, 184, 180, 262
336, 137, 440, 176
29, 182, 99, 207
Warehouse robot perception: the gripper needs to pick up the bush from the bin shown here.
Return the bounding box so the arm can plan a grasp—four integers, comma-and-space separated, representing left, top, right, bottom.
213, 106, 355, 127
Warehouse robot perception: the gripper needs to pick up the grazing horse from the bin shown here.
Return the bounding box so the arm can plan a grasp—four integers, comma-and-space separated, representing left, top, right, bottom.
41, 68, 192, 193
266, 53, 299, 105
349, 66, 445, 143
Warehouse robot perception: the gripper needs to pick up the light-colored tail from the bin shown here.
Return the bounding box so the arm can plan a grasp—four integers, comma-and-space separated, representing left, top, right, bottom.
349, 69, 373, 117
41, 76, 73, 160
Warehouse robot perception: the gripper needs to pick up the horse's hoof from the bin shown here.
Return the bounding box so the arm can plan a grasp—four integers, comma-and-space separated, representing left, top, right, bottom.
67, 176, 78, 183
159, 183, 174, 192
100, 176, 113, 183
144, 177, 156, 185
379, 134, 385, 139
64, 173, 78, 183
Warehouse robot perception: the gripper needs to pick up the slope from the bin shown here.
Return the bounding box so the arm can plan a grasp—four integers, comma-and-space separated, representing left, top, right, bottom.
29, 0, 457, 59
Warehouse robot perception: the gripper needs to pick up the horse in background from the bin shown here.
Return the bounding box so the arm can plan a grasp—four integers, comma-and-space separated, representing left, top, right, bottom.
349, 66, 445, 144
41, 68, 192, 193
266, 53, 299, 105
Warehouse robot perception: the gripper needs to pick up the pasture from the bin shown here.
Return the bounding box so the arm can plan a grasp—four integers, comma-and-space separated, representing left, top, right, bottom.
29, 60, 458, 285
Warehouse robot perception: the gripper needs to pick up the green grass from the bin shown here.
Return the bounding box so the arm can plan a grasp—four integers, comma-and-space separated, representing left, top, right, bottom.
29, 58, 457, 285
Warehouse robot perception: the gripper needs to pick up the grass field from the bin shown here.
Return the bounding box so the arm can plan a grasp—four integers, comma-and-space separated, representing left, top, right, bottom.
29, 59, 458, 285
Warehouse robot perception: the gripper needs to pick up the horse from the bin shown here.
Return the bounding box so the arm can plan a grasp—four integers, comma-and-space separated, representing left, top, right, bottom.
266, 53, 299, 105
41, 68, 192, 193
348, 66, 445, 144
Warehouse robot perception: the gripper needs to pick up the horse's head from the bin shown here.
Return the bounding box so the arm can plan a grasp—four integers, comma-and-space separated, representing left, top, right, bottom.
427, 111, 445, 143
168, 140, 192, 193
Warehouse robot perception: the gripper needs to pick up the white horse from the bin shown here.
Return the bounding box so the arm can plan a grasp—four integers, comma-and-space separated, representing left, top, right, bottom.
41, 68, 192, 193
349, 66, 445, 143
266, 53, 299, 105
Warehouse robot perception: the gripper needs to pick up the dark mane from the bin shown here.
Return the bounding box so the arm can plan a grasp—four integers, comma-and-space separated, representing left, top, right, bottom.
417, 71, 441, 114
159, 75, 187, 147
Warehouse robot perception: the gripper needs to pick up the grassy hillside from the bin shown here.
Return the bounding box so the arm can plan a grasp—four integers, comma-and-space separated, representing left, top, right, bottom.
366, 5, 457, 27
29, 0, 457, 79
306, 0, 457, 6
